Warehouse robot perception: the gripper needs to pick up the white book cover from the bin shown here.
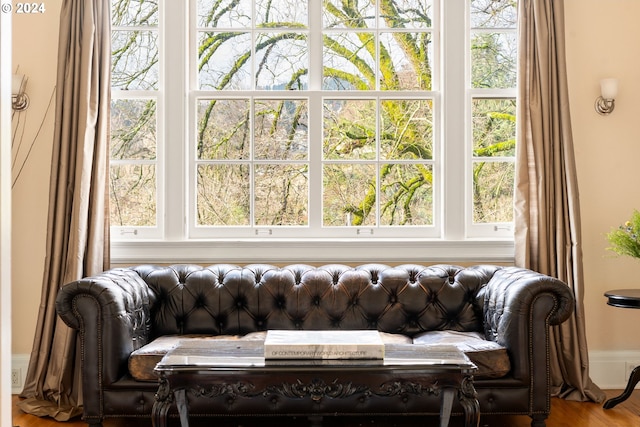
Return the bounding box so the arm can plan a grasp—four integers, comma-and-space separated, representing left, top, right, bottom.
264, 330, 384, 360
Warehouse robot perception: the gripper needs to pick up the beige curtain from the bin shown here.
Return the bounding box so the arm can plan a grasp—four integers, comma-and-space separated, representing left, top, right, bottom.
18, 0, 111, 420
515, 0, 604, 403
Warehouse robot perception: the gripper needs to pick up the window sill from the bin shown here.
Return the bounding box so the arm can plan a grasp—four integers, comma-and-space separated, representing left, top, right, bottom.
110, 239, 515, 266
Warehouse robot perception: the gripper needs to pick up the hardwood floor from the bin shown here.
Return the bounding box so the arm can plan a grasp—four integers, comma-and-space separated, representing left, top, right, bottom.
12, 390, 640, 427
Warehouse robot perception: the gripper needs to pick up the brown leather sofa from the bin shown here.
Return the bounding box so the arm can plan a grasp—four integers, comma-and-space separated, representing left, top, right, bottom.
55, 263, 575, 427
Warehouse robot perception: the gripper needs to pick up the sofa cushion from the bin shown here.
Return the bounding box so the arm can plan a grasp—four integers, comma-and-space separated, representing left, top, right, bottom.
129, 334, 242, 381
128, 331, 412, 381
412, 330, 511, 379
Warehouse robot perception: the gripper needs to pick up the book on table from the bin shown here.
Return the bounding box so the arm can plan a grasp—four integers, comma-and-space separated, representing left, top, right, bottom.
264, 330, 384, 360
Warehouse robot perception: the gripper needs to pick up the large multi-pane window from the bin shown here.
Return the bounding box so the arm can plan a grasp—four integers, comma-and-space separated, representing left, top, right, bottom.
110, 0, 517, 261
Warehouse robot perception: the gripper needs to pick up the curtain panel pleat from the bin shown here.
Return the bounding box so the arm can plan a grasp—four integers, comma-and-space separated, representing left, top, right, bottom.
514, 0, 604, 403
18, 0, 111, 420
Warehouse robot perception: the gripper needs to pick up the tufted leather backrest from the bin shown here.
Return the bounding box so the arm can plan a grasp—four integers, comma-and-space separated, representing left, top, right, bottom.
132, 263, 502, 339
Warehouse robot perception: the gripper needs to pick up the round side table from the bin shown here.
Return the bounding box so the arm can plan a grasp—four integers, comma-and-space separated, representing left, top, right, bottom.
603, 289, 640, 409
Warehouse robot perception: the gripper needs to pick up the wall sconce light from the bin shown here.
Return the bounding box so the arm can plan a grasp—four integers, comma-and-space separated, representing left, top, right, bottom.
595, 78, 617, 115
12, 74, 29, 111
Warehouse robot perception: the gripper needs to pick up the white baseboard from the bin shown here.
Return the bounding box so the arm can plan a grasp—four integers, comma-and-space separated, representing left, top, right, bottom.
11, 354, 29, 395
589, 350, 640, 389
10, 350, 640, 394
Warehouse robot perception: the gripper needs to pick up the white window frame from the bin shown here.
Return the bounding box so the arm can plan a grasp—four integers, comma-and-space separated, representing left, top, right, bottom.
110, 0, 516, 264
465, 5, 517, 239
110, 2, 172, 241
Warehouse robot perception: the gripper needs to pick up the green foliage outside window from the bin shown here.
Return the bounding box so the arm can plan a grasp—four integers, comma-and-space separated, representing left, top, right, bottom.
109, 0, 517, 231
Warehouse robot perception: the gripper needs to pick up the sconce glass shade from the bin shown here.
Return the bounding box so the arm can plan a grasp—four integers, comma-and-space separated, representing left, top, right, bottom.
600, 78, 618, 100
12, 74, 25, 95
11, 74, 29, 111
595, 78, 617, 115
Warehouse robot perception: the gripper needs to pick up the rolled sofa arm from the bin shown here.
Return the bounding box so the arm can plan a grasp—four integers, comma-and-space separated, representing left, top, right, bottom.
480, 266, 575, 382
55, 268, 154, 387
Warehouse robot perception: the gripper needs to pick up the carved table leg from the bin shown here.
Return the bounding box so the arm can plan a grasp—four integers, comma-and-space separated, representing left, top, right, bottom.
459, 376, 480, 427
439, 388, 455, 427
604, 365, 640, 409
175, 388, 190, 427
152, 376, 173, 427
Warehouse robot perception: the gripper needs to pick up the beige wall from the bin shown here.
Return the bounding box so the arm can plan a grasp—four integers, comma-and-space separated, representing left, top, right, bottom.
10, 1, 640, 361
564, 0, 640, 352
11, 2, 60, 354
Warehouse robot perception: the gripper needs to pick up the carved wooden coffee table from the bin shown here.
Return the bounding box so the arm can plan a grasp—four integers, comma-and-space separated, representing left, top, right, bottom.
151, 339, 479, 427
